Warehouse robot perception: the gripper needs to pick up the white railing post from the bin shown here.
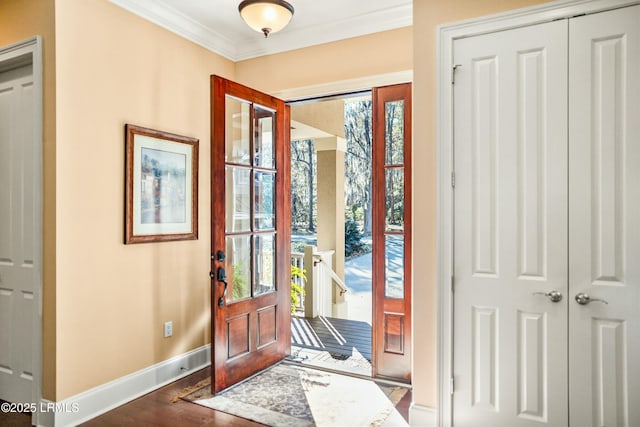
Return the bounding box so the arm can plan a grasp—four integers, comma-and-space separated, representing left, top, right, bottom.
316, 250, 333, 317
300, 245, 348, 318
303, 245, 318, 318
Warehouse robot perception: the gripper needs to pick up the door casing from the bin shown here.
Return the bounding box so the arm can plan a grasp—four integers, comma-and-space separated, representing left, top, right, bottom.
0, 36, 43, 426
436, 0, 640, 425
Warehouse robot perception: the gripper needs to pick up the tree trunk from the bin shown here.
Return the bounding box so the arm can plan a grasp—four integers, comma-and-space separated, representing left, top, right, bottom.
364, 180, 372, 235
306, 139, 315, 232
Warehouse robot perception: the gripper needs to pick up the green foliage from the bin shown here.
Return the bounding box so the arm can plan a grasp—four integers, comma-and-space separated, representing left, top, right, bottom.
291, 241, 306, 253
291, 265, 306, 314
231, 262, 249, 300
345, 219, 370, 258
232, 263, 306, 314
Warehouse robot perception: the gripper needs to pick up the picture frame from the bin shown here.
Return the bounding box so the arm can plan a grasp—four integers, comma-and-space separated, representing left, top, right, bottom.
125, 124, 198, 244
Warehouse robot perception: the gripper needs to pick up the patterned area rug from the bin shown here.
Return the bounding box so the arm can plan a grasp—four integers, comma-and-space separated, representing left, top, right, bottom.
180, 364, 408, 427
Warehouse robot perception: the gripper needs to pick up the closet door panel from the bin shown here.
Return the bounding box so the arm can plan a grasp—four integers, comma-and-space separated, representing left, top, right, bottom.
569, 5, 640, 426
453, 20, 569, 426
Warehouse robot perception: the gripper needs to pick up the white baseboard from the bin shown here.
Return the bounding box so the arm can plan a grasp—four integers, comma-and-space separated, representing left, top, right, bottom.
36, 344, 211, 427
409, 403, 437, 427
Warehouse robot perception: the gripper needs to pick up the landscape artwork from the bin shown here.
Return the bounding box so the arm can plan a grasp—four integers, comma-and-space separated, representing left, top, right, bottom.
125, 124, 198, 243
140, 147, 187, 224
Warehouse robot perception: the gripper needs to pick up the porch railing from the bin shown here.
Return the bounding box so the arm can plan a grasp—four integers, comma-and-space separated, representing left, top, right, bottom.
290, 245, 348, 318
291, 251, 305, 313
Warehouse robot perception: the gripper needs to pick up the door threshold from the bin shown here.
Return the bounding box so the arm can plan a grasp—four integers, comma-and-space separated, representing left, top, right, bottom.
283, 357, 412, 389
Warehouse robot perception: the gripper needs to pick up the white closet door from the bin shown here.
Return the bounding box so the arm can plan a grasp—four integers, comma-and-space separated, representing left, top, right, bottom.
569, 5, 640, 426
0, 63, 36, 403
453, 20, 568, 426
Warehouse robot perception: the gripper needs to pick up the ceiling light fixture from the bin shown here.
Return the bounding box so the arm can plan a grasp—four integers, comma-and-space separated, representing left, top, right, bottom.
238, 0, 295, 38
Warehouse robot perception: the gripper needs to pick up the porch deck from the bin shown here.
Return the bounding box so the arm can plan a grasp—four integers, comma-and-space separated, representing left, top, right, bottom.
290, 315, 372, 376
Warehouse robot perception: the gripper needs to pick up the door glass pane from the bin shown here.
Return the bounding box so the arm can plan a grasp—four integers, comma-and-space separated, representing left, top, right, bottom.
254, 234, 276, 296
226, 235, 251, 302
254, 171, 275, 230
226, 167, 251, 233
254, 106, 275, 169
225, 95, 251, 165
385, 235, 404, 299
385, 167, 404, 231
385, 100, 404, 165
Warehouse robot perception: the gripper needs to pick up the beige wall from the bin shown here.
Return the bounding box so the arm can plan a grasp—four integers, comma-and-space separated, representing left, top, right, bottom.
0, 0, 57, 401
411, 0, 551, 409
1, 0, 558, 407
235, 27, 413, 94
53, 0, 234, 399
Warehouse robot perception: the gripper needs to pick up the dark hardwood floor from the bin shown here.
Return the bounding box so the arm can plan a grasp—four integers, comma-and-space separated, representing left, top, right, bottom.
1, 365, 412, 427
0, 399, 31, 427
82, 367, 260, 427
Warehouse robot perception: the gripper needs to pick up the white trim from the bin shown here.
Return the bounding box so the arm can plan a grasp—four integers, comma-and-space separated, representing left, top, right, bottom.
109, 0, 412, 62
435, 1, 640, 426
233, 4, 412, 61
409, 403, 437, 427
273, 70, 413, 102
0, 36, 44, 427
37, 345, 211, 427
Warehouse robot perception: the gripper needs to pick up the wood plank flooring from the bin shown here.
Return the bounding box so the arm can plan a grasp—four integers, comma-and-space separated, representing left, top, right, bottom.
0, 365, 411, 426
0, 399, 31, 427
291, 315, 372, 360
82, 367, 260, 427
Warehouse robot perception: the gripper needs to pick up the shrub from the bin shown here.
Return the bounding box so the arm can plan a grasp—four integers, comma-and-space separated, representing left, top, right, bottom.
345, 219, 368, 258
291, 265, 306, 314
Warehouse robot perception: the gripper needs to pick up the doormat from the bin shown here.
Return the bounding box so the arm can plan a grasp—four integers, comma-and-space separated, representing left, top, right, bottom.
178, 364, 408, 427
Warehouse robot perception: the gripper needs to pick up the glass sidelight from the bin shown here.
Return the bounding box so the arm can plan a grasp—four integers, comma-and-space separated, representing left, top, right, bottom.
372, 83, 411, 381
383, 100, 406, 300
224, 94, 278, 303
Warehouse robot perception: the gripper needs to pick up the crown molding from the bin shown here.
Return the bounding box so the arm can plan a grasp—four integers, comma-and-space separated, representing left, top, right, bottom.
234, 3, 413, 61
110, 0, 239, 60
110, 0, 412, 62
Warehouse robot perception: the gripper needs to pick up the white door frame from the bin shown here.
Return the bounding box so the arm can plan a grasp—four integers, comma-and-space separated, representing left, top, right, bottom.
0, 36, 43, 426
436, 0, 639, 425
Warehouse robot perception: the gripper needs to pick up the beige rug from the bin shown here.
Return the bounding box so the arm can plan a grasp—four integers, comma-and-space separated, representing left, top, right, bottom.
179, 364, 409, 427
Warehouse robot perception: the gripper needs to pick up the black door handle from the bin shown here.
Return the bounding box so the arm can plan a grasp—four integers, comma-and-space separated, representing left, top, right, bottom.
217, 267, 228, 307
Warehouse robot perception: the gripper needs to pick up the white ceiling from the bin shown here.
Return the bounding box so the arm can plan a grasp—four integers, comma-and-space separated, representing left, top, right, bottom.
110, 0, 412, 61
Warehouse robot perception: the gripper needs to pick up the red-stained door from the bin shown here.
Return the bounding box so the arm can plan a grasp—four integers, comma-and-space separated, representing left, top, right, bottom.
372, 83, 412, 382
210, 76, 291, 393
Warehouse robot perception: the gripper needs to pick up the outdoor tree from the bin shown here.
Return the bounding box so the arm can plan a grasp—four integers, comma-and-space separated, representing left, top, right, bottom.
344, 100, 373, 235
384, 101, 405, 231
290, 138, 316, 232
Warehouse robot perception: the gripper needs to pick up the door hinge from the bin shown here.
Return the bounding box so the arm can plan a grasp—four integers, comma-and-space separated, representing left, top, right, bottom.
451, 171, 456, 188
452, 64, 462, 85
450, 377, 455, 395
451, 276, 455, 293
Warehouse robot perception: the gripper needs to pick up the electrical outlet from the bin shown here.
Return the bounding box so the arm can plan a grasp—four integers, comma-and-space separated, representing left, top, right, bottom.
164, 321, 173, 338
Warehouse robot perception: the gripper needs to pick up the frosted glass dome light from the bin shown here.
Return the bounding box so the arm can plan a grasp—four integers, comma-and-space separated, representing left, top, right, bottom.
239, 0, 295, 38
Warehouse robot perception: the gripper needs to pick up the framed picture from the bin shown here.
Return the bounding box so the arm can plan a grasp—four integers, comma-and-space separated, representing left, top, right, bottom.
125, 124, 198, 244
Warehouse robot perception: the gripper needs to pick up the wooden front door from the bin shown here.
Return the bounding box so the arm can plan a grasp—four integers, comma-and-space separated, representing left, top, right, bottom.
211, 76, 291, 393
372, 83, 412, 382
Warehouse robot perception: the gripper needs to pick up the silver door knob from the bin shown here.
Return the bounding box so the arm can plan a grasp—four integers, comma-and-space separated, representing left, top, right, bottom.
532, 290, 563, 302
575, 293, 608, 305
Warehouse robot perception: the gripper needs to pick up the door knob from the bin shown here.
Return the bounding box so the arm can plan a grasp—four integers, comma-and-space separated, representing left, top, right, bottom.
532, 290, 563, 303
575, 293, 608, 305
